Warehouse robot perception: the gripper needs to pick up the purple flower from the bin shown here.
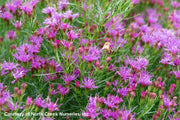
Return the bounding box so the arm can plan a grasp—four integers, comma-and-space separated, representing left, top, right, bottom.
173, 70, 180, 80
120, 110, 135, 120
8, 102, 22, 111
46, 99, 61, 113
169, 84, 176, 95
30, 35, 43, 45
43, 17, 58, 27
59, 22, 71, 31
74, 68, 80, 77
138, 71, 152, 86
20, 2, 33, 16
84, 46, 101, 63
13, 53, 32, 63
116, 67, 131, 81
160, 52, 174, 66
13, 44, 40, 63
147, 8, 159, 24
57, 0, 69, 10
105, 15, 125, 38
0, 11, 13, 20
163, 95, 176, 109
48, 88, 57, 95
117, 87, 128, 98
30, 0, 39, 7
101, 109, 111, 119
57, 84, 69, 97
111, 110, 120, 119
129, 57, 148, 71
85, 54, 99, 63
171, 1, 180, 9
67, 30, 79, 41
42, 6, 56, 16
12, 67, 29, 81
34, 97, 47, 108
62, 74, 75, 86
82, 96, 100, 119
44, 73, 58, 81
165, 39, 180, 56
0, 84, 11, 98
12, 21, 22, 31
11, 0, 22, 8
6, 30, 17, 41
80, 77, 98, 90
112, 80, 118, 88
104, 94, 123, 109
1, 61, 19, 75
63, 10, 79, 20
134, 15, 145, 25
26, 97, 33, 107
5, 2, 18, 14
173, 57, 180, 66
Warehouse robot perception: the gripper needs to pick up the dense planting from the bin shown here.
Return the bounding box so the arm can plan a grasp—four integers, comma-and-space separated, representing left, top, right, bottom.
0, 0, 180, 119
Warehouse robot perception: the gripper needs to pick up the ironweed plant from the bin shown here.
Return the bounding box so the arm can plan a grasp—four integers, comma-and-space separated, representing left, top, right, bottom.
0, 0, 180, 120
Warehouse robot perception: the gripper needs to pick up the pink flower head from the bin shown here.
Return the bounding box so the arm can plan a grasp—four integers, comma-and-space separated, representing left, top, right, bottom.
163, 95, 176, 108
147, 8, 159, 24
57, 84, 69, 97
6, 30, 17, 41
63, 10, 79, 20
169, 84, 176, 95
104, 94, 123, 109
0, 60, 19, 75
26, 97, 33, 107
117, 87, 128, 98
173, 70, 180, 80
46, 99, 61, 113
12, 21, 22, 31
116, 67, 131, 81
67, 30, 79, 41
82, 96, 100, 119
30, 0, 39, 8
62, 74, 75, 86
84, 46, 101, 63
80, 77, 98, 90
12, 67, 29, 81
34, 97, 47, 108
5, 2, 18, 14
171, 1, 180, 9
129, 57, 149, 71
138, 71, 152, 87
20, 2, 33, 16
57, 0, 69, 10
0, 11, 13, 20
42, 6, 56, 16
13, 44, 40, 63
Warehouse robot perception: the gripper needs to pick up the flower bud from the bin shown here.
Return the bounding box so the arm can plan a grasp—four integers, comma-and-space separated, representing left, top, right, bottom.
18, 90, 22, 97
78, 47, 84, 55
56, 39, 60, 47
149, 92, 156, 99
14, 87, 19, 96
75, 81, 79, 89
21, 83, 27, 90
26, 97, 33, 108
106, 57, 111, 63
106, 81, 111, 88
95, 60, 100, 67
71, 46, 75, 53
